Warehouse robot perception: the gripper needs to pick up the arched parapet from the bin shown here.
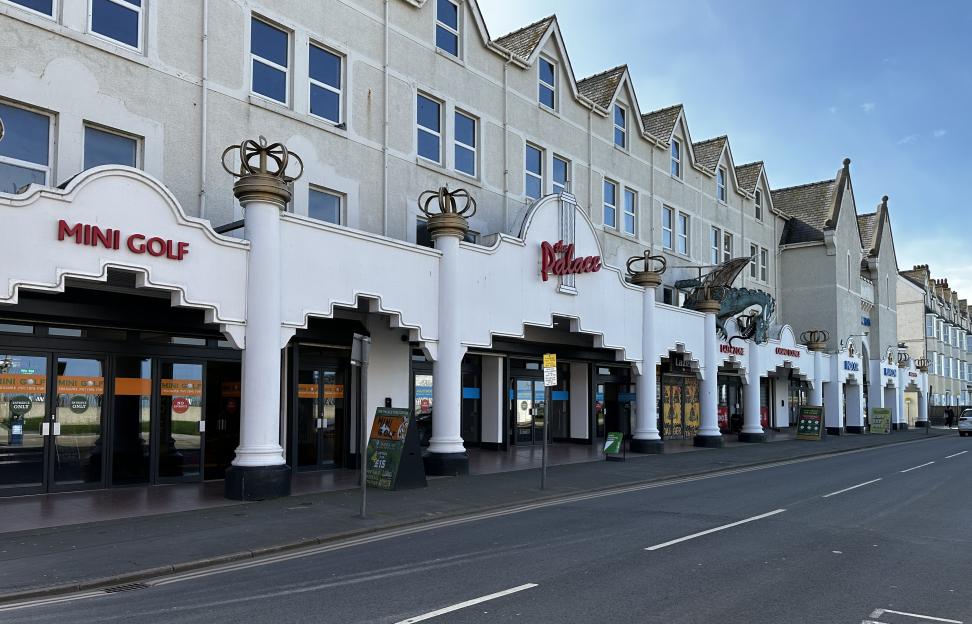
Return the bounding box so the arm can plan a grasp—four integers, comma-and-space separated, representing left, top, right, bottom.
758, 324, 812, 379
278, 213, 440, 346
0, 166, 248, 343
456, 194, 644, 364
716, 317, 748, 378
834, 339, 864, 385
660, 345, 701, 376
655, 303, 705, 369
876, 347, 899, 389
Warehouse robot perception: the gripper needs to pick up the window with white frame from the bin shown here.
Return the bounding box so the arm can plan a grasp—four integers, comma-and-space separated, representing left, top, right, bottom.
552, 155, 569, 195
926, 314, 935, 338
662, 206, 673, 250
677, 212, 689, 255
435, 0, 460, 57
539, 57, 556, 109
710, 227, 721, 265
5, 0, 55, 18
623, 188, 636, 235
723, 231, 733, 263
614, 104, 627, 148
251, 17, 289, 104
755, 189, 763, 221
416, 93, 442, 163
671, 139, 681, 178
454, 110, 477, 177
0, 101, 52, 193
716, 166, 727, 202
309, 43, 343, 124
603, 180, 617, 229
90, 0, 143, 51
83, 125, 138, 169
308, 187, 342, 225
524, 144, 543, 200
928, 352, 936, 374
749, 243, 758, 278
760, 247, 768, 282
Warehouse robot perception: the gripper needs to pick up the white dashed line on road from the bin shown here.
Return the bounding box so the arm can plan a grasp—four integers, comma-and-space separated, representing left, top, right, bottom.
645, 509, 786, 551
822, 478, 882, 498
395, 583, 538, 623
899, 461, 935, 473
945, 450, 967, 459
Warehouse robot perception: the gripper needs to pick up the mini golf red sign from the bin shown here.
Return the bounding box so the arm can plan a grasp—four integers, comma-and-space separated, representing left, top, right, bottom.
171, 397, 191, 414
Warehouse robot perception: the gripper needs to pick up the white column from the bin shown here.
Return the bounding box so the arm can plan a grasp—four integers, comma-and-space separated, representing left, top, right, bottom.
234, 196, 286, 469
810, 350, 824, 406
918, 375, 929, 426
869, 360, 884, 411
740, 344, 765, 441
824, 374, 844, 433
896, 368, 907, 429
696, 310, 722, 444
633, 285, 662, 451
427, 233, 467, 470
846, 382, 865, 431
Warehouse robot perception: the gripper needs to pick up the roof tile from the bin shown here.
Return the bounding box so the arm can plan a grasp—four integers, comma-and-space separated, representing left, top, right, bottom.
692, 136, 727, 173
734, 162, 763, 194
494, 15, 555, 60
641, 104, 682, 142
772, 180, 838, 244
577, 65, 626, 109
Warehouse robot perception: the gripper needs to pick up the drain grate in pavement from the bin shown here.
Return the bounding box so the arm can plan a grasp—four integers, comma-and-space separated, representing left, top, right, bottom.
103, 582, 150, 594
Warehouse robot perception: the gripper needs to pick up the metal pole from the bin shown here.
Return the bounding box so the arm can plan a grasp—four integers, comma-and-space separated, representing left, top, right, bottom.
541, 384, 548, 489
353, 335, 370, 519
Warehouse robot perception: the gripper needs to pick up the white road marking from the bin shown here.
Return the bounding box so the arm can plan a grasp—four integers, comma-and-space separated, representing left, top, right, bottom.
945, 450, 968, 459
394, 583, 538, 623
900, 461, 935, 473
870, 607, 962, 623
822, 478, 882, 498
644, 509, 786, 551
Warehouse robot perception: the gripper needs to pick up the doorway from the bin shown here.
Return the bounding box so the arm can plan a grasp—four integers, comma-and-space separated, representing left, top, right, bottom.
296, 363, 347, 470
512, 378, 545, 444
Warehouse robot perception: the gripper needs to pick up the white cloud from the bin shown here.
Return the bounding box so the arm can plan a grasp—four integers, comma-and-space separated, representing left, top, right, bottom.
897, 135, 918, 145
860, 102, 876, 113
933, 129, 947, 138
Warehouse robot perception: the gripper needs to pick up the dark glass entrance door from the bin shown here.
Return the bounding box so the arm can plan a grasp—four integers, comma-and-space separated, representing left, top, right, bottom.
157, 361, 203, 481
513, 379, 545, 444
0, 352, 48, 492
297, 366, 345, 469
50, 356, 106, 490
111, 357, 152, 485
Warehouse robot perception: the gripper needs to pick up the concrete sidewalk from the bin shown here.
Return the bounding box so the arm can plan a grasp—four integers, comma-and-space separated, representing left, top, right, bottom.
0, 428, 954, 602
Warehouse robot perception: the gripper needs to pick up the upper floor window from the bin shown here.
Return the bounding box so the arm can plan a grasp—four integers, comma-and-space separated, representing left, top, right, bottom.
83, 125, 138, 169
677, 212, 689, 255
90, 0, 143, 51
309, 44, 342, 124
614, 105, 627, 149
552, 155, 569, 195
623, 188, 636, 235
525, 144, 543, 200
716, 166, 727, 202
671, 139, 681, 178
723, 231, 733, 263
603, 180, 617, 229
539, 58, 556, 109
760, 247, 769, 282
5, 0, 55, 18
749, 243, 758, 278
754, 189, 763, 221
454, 110, 477, 177
0, 101, 51, 193
710, 227, 722, 265
251, 17, 289, 104
662, 206, 674, 250
416, 93, 442, 163
309, 187, 342, 225
435, 0, 460, 57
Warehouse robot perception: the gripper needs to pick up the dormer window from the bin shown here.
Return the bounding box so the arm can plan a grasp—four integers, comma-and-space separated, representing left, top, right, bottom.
435, 0, 460, 57
754, 189, 763, 221
614, 104, 626, 149
671, 139, 681, 178
716, 166, 727, 203
539, 57, 556, 109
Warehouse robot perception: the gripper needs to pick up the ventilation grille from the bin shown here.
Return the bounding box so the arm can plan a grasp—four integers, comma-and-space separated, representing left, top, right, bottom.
103, 582, 149, 594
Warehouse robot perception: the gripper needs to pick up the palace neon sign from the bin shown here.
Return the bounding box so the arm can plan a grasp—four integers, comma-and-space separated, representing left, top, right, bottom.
540, 240, 601, 282
57, 220, 189, 261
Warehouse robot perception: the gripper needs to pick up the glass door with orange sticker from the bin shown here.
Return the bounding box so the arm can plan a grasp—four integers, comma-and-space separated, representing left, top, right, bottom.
0, 351, 49, 493
297, 365, 346, 469
50, 355, 107, 491
157, 361, 204, 482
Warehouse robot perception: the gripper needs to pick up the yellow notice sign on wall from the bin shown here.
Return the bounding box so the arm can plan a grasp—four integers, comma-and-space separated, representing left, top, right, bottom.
543, 353, 557, 369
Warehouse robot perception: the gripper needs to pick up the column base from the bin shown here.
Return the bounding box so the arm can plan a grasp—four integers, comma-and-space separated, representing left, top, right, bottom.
737, 432, 767, 443
845, 425, 866, 434
423, 452, 469, 476
826, 427, 844, 436
892, 423, 909, 431
224, 464, 292, 501
630, 438, 665, 454
693, 434, 725, 448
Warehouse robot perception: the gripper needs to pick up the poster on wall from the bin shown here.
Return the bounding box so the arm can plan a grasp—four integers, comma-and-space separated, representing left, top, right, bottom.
365, 407, 426, 490
684, 378, 700, 437
796, 406, 824, 440
869, 408, 891, 435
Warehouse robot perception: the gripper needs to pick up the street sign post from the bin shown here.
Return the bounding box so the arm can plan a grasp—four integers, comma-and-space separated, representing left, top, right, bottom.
541, 353, 557, 489
796, 406, 824, 441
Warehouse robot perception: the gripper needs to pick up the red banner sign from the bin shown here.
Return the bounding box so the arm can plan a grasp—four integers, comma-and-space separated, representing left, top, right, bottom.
540, 240, 601, 282
720, 344, 744, 356
775, 347, 801, 358
58, 220, 189, 261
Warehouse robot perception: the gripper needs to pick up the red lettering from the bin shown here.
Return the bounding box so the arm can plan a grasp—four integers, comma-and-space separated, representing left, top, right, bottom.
539, 240, 602, 283
57, 220, 83, 243
146, 237, 166, 257
83, 224, 92, 245
91, 226, 115, 250
127, 233, 146, 254
176, 241, 189, 260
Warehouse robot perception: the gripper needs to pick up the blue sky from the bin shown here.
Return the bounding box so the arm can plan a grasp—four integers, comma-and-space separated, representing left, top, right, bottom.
478, 0, 972, 295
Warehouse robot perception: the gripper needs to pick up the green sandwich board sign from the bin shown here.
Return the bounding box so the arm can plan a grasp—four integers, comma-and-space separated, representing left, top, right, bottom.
796, 406, 824, 440
869, 407, 891, 435
604, 431, 624, 454
365, 407, 426, 490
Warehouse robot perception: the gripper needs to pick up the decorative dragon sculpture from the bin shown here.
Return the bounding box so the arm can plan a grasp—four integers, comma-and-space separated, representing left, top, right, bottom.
674, 256, 776, 344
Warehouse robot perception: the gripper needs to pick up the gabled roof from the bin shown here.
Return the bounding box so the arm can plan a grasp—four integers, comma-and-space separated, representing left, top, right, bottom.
692, 136, 727, 173
857, 212, 877, 251
735, 161, 763, 194
641, 104, 682, 143
494, 15, 554, 60
773, 180, 838, 243
577, 65, 627, 110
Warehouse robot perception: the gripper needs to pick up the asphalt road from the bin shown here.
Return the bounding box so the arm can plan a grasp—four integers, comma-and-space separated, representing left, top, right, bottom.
3, 435, 970, 624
